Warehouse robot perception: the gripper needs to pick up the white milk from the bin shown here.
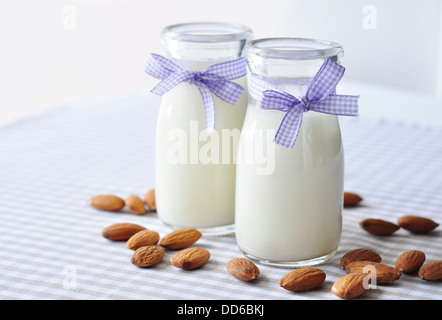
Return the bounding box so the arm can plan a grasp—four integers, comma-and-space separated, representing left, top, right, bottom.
235, 97, 344, 265
155, 77, 248, 233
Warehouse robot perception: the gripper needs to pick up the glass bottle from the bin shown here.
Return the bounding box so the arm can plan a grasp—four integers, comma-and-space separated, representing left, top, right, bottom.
235, 38, 345, 266
155, 22, 252, 235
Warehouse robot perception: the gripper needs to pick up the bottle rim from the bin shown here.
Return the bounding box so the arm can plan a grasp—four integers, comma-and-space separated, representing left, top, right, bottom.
245, 37, 343, 60
161, 22, 253, 43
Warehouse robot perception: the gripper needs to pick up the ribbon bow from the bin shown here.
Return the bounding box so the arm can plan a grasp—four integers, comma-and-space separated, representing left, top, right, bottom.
261, 59, 359, 149
145, 54, 247, 133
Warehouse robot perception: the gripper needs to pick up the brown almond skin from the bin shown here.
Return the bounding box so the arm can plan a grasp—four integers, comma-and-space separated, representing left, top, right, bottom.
418, 260, 442, 281
332, 273, 368, 300
131, 245, 164, 267
126, 229, 160, 250
359, 218, 400, 235
144, 189, 156, 211
159, 228, 202, 250
89, 195, 125, 212
395, 250, 426, 273
226, 258, 260, 282
344, 192, 363, 207
340, 248, 382, 269
279, 267, 326, 292
397, 216, 439, 233
102, 223, 146, 241
345, 261, 401, 284
170, 247, 210, 270
125, 195, 146, 215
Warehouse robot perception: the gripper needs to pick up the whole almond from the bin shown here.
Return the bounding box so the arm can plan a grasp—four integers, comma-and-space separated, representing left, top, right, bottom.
89, 195, 125, 212
331, 273, 368, 300
226, 258, 260, 282
144, 189, 156, 211
344, 192, 363, 207
418, 260, 442, 281
170, 247, 210, 270
279, 267, 326, 292
126, 229, 160, 250
345, 261, 401, 284
159, 228, 202, 250
131, 245, 164, 267
125, 195, 146, 215
395, 250, 426, 273
397, 216, 439, 233
340, 248, 382, 269
359, 218, 400, 235
102, 222, 146, 241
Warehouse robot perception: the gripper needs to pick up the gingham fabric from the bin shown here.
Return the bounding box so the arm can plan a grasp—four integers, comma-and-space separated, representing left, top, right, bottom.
250, 59, 359, 149
0, 92, 441, 300
145, 54, 247, 134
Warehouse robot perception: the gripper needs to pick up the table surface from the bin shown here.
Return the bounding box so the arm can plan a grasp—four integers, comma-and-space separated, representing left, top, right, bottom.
0, 91, 441, 300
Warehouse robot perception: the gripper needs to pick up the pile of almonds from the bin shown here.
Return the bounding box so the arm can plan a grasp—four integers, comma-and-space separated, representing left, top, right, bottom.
359, 216, 439, 235
90, 190, 441, 299
268, 247, 441, 299
274, 247, 442, 299
102, 223, 209, 269
88, 189, 156, 215
332, 248, 442, 299
90, 191, 210, 270
343, 192, 440, 235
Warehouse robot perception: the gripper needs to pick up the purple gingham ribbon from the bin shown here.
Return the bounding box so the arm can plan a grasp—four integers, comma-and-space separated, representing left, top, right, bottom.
144, 54, 247, 133
260, 59, 359, 149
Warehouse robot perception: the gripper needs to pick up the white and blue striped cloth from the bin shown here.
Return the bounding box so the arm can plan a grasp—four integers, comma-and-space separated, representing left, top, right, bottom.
0, 92, 441, 300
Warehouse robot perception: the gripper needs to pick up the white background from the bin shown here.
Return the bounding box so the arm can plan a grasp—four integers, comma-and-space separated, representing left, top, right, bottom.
1, 0, 441, 126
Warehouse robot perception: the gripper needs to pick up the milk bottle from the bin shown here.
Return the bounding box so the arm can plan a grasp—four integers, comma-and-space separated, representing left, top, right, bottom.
150, 23, 252, 235
235, 38, 357, 266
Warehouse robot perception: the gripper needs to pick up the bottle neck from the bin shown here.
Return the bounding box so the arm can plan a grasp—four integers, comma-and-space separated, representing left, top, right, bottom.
248, 73, 313, 101
248, 57, 340, 79
160, 22, 252, 71
162, 38, 248, 71
245, 38, 344, 79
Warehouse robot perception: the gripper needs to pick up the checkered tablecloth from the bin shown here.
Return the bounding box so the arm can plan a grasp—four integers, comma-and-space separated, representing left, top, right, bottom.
0, 92, 441, 300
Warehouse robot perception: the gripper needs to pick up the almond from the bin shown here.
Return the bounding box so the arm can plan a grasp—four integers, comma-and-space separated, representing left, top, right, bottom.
101, 222, 146, 241
331, 273, 368, 300
144, 189, 156, 211
397, 215, 439, 234
126, 229, 160, 250
159, 228, 202, 250
279, 267, 326, 292
344, 192, 363, 207
359, 218, 400, 235
418, 260, 442, 281
345, 261, 401, 284
340, 248, 382, 269
125, 195, 146, 215
88, 195, 125, 212
131, 245, 164, 267
395, 250, 426, 273
170, 247, 210, 270
226, 258, 260, 282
